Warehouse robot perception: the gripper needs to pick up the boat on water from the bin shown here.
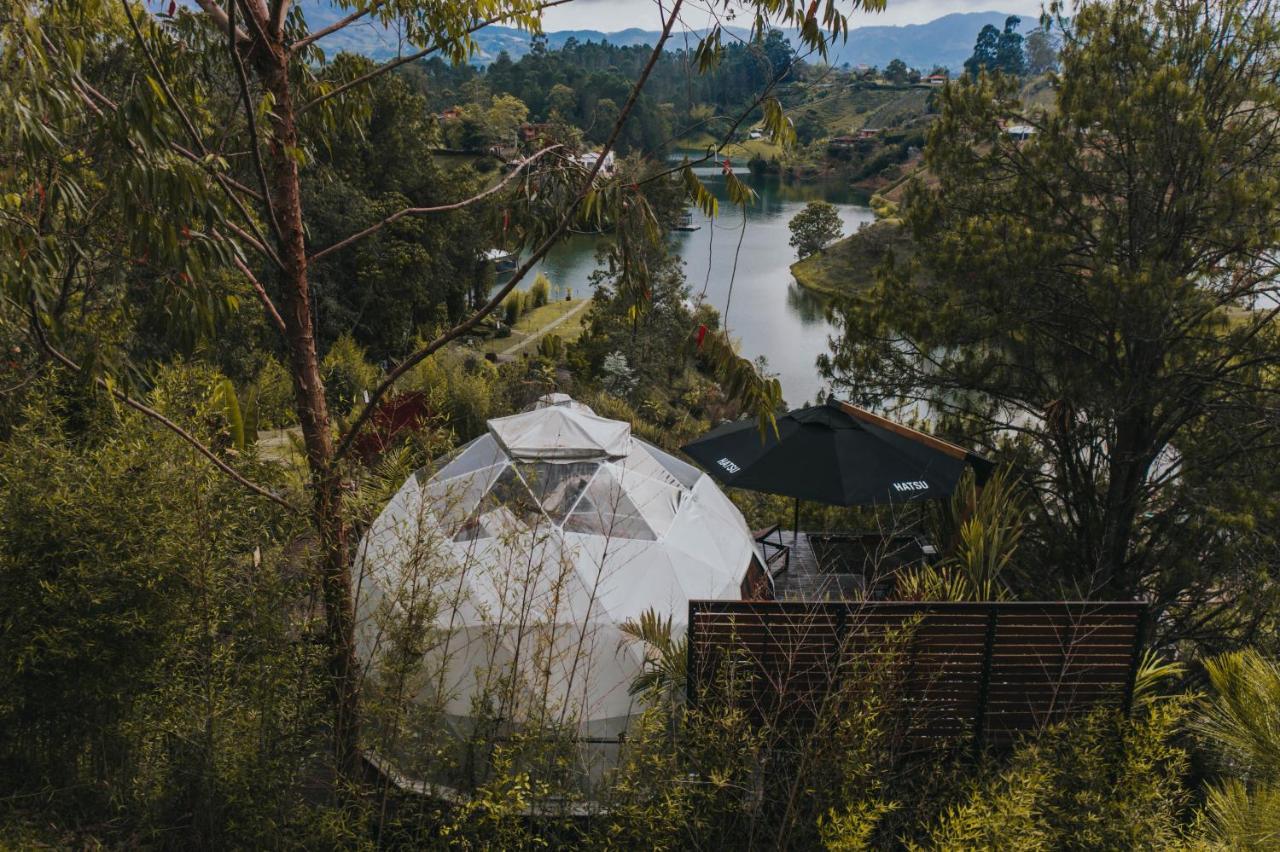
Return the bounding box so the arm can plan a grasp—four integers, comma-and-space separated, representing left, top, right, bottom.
671, 211, 701, 232
484, 247, 519, 274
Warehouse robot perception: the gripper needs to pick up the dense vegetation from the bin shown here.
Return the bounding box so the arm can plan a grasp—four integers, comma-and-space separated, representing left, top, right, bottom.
1, 0, 1278, 847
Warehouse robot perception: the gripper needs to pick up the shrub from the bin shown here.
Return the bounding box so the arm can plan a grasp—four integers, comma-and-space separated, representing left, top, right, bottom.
503, 291, 524, 325
600, 350, 636, 397
321, 333, 380, 417
247, 356, 295, 430
405, 350, 500, 440
0, 368, 313, 847
537, 333, 565, 360
529, 273, 551, 308
914, 705, 1192, 849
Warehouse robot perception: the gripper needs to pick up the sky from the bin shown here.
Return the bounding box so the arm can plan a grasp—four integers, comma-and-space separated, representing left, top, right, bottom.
540, 1, 1047, 32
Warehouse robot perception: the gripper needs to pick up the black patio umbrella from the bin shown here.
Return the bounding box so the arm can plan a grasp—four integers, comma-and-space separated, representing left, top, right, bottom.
681, 398, 993, 530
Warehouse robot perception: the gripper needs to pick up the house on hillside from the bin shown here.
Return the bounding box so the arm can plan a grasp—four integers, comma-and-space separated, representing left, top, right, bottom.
857, 127, 881, 139
926, 73, 948, 86
573, 149, 616, 177
1006, 124, 1036, 142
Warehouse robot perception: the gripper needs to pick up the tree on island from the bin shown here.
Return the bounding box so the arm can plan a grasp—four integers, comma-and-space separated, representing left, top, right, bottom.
789, 201, 844, 258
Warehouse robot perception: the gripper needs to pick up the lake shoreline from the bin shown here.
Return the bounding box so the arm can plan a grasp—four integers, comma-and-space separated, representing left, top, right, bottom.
499, 169, 875, 405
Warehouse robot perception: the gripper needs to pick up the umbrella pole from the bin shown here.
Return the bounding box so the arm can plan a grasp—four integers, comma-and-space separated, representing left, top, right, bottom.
793, 496, 800, 538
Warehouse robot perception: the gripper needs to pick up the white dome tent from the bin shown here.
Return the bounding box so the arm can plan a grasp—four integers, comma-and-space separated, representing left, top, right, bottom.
354, 393, 760, 780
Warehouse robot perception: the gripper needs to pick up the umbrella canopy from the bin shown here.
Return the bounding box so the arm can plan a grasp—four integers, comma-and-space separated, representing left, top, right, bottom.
681, 399, 993, 506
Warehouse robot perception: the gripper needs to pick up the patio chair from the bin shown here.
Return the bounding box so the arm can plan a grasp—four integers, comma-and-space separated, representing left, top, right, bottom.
752, 523, 791, 579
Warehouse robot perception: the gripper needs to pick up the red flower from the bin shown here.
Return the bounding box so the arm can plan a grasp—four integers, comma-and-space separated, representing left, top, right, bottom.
695, 324, 708, 348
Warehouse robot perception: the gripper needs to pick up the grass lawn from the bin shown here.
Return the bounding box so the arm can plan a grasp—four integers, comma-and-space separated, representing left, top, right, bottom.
512, 298, 583, 333
483, 298, 590, 357
677, 131, 784, 161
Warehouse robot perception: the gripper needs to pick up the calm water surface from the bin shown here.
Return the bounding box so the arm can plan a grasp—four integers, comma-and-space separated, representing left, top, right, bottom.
503, 164, 874, 406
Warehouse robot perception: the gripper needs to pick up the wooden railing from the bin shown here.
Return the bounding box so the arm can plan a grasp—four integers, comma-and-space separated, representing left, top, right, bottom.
687, 600, 1147, 751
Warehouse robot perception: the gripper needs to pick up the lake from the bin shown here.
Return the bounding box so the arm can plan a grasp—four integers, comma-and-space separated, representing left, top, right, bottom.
503, 163, 875, 406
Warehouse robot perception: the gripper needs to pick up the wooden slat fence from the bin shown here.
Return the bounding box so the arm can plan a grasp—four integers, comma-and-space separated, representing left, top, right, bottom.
687, 600, 1147, 750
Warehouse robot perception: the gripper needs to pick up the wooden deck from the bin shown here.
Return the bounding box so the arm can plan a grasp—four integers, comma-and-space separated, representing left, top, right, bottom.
764, 530, 934, 601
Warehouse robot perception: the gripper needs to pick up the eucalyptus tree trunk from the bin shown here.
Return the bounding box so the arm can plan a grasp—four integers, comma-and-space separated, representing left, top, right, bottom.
249, 33, 359, 778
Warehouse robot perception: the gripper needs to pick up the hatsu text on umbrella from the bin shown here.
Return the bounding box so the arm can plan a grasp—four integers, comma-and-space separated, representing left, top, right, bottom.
892, 480, 931, 493
717, 457, 742, 474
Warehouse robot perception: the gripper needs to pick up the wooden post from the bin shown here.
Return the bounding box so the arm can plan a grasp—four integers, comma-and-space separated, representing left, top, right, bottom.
1121, 604, 1150, 717
973, 604, 999, 755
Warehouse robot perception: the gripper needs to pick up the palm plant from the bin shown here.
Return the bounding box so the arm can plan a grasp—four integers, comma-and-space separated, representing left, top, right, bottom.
1130, 650, 1185, 707
619, 608, 687, 702
900, 467, 1026, 601
1192, 649, 1280, 849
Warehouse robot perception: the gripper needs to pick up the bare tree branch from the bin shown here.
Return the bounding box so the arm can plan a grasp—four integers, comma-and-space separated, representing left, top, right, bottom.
221, 217, 274, 260
28, 301, 298, 513
290, 0, 385, 52
192, 0, 251, 43
299, 0, 573, 114
333, 0, 686, 463
232, 0, 273, 46
308, 145, 561, 264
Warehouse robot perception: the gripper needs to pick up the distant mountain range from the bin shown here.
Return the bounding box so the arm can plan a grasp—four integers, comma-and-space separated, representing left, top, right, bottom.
469, 13, 1031, 71
180, 4, 1031, 71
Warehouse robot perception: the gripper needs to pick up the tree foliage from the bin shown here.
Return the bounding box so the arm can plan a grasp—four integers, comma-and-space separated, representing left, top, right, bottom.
788, 200, 844, 259
964, 16, 1026, 77
823, 0, 1280, 646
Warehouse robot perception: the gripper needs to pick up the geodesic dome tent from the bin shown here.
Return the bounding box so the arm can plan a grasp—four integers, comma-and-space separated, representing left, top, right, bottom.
354, 394, 759, 773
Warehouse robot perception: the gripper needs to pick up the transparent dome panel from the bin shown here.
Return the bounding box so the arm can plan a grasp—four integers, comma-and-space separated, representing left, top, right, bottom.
563, 468, 656, 540
515, 461, 599, 525
424, 463, 506, 537
433, 434, 508, 481
484, 464, 549, 531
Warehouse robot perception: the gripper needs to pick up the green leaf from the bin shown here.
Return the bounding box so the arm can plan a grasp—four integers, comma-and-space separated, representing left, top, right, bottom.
682, 162, 719, 218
